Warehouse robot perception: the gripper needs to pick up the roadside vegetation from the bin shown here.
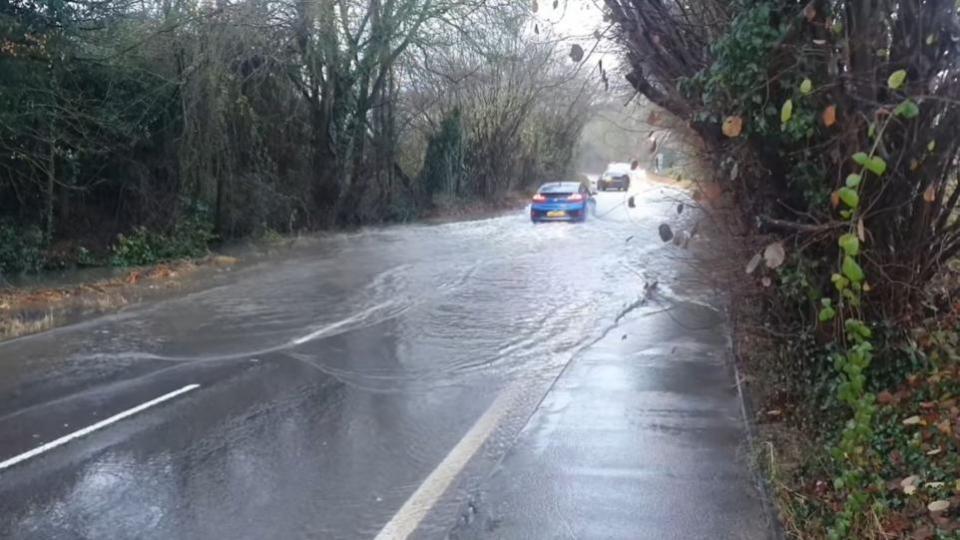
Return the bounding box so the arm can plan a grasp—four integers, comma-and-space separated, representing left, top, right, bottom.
0, 0, 594, 277
602, 0, 960, 537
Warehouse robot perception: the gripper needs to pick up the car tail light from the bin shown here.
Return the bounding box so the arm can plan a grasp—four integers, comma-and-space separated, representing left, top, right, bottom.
532, 194, 547, 203
567, 194, 584, 202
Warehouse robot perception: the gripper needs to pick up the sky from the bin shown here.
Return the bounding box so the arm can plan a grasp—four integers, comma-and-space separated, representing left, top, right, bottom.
533, 0, 624, 76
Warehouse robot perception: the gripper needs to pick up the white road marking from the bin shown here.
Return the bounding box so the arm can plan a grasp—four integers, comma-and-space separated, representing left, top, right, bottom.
375, 384, 521, 540
292, 301, 395, 345
0, 383, 200, 471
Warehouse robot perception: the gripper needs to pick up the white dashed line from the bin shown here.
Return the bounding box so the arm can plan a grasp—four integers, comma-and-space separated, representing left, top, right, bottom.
0, 383, 200, 471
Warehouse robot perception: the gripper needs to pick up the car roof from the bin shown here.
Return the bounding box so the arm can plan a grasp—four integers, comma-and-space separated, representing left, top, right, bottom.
538, 182, 582, 192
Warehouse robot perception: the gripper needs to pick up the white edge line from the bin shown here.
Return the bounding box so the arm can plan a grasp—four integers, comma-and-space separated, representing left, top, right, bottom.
375, 384, 520, 540
0, 383, 200, 471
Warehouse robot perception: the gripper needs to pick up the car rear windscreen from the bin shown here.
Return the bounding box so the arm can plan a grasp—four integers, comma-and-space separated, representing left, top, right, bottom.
539, 183, 580, 193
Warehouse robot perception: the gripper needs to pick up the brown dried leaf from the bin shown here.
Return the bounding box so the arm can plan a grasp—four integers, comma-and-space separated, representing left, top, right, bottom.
823, 105, 837, 127
903, 415, 923, 426
937, 418, 953, 435
928, 499, 950, 513
924, 185, 936, 203
722, 116, 743, 138
878, 390, 896, 405
830, 190, 841, 208
857, 218, 865, 242
803, 1, 816, 21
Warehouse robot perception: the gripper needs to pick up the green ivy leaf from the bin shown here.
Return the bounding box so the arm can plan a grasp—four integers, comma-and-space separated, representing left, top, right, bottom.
926, 34, 935, 46
781, 99, 793, 123
928, 140, 936, 152
839, 187, 860, 208
866, 156, 887, 176
842, 255, 865, 283
819, 306, 837, 322
894, 99, 919, 119
852, 152, 868, 165
839, 233, 860, 256
800, 78, 813, 95
846, 174, 861, 187
888, 69, 907, 90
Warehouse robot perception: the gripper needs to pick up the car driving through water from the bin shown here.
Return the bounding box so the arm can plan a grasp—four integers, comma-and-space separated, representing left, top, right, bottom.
530, 181, 596, 222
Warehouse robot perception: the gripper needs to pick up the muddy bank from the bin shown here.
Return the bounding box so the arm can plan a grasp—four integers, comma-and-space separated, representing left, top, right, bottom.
0, 256, 242, 342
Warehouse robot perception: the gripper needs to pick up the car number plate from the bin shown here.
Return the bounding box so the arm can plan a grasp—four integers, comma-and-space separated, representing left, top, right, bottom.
547, 210, 566, 218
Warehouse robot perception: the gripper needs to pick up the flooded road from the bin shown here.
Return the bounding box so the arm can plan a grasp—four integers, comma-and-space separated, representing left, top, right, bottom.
0, 182, 761, 539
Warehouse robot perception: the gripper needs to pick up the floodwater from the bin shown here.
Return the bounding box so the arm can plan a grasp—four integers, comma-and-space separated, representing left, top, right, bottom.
0, 180, 749, 539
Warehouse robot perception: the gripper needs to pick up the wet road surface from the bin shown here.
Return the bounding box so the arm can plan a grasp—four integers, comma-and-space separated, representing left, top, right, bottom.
0, 180, 773, 539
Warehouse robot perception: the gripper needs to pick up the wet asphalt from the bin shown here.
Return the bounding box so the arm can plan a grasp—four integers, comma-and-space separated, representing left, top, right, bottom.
0, 181, 774, 539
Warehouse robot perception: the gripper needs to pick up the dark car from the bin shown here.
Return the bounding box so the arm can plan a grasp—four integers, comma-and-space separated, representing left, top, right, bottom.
530, 181, 596, 222
597, 172, 630, 191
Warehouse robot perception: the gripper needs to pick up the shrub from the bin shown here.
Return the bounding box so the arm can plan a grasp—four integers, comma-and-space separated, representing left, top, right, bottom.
0, 222, 45, 275
111, 200, 215, 267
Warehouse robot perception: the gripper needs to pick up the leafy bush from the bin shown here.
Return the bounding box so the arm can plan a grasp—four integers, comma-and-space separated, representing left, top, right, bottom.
0, 222, 45, 275
111, 201, 215, 267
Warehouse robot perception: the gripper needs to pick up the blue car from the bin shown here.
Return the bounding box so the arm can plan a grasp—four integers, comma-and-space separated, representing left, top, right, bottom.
530, 181, 596, 222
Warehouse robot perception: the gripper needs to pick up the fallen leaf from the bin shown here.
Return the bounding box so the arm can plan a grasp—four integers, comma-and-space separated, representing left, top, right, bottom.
902, 475, 921, 491
830, 190, 841, 208
927, 447, 942, 456
857, 218, 866, 242
746, 253, 762, 275
924, 185, 936, 203
823, 105, 837, 127
904, 484, 918, 495
937, 418, 952, 435
912, 526, 935, 540
928, 499, 950, 513
722, 115, 743, 137
903, 415, 923, 426
878, 390, 896, 405
764, 242, 786, 269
